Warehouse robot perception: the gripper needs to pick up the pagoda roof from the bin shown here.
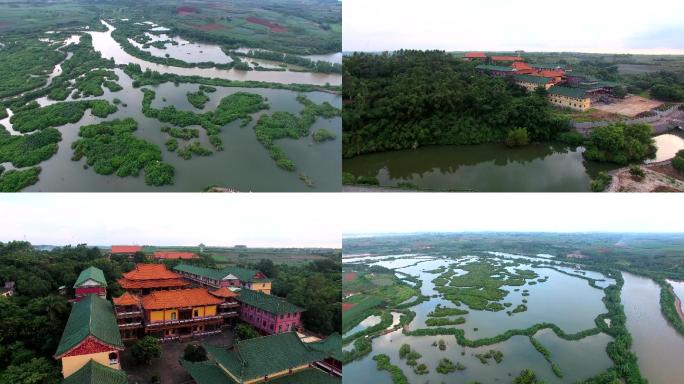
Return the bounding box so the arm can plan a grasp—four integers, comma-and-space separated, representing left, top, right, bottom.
122, 264, 183, 280
141, 288, 223, 310
111, 245, 142, 254
237, 289, 303, 315
63, 360, 128, 384
549, 86, 588, 99
181, 360, 340, 384
491, 55, 523, 61
112, 292, 141, 306
74, 266, 107, 288
476, 64, 516, 72
154, 251, 198, 260
55, 295, 123, 358
538, 69, 565, 78
513, 74, 552, 85
307, 333, 342, 361
118, 278, 189, 290
210, 287, 239, 298
174, 264, 270, 283
203, 332, 326, 382
511, 62, 532, 70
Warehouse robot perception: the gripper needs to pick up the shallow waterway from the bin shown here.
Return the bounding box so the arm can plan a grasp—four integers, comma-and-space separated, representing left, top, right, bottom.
622, 272, 684, 384
89, 20, 341, 86
22, 69, 342, 192
344, 136, 683, 191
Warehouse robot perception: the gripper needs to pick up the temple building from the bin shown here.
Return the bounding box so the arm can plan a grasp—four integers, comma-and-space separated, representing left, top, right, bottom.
174, 264, 272, 294
307, 333, 342, 377
73, 266, 107, 302
209, 287, 240, 327
491, 55, 523, 62
112, 292, 144, 342
180, 332, 341, 384
463, 52, 486, 61
548, 86, 591, 111
54, 295, 124, 378
140, 287, 223, 341
118, 263, 189, 296
475, 64, 517, 77
63, 360, 128, 384
110, 245, 143, 261
513, 75, 554, 92
153, 251, 198, 261
236, 289, 304, 334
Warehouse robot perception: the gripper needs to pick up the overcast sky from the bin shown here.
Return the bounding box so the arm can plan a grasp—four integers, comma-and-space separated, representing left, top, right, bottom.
0, 194, 341, 248
341, 194, 683, 235
343, 0, 684, 54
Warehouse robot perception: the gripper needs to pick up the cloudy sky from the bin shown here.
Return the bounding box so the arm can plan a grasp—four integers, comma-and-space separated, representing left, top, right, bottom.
0, 194, 341, 248
341, 194, 683, 235
343, 0, 684, 54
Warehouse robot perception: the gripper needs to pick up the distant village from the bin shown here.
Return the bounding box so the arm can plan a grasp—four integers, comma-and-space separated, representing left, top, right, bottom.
54, 245, 341, 384
464, 52, 619, 111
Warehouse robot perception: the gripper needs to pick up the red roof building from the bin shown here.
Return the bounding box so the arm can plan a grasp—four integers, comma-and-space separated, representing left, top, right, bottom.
112, 293, 143, 341
537, 69, 565, 83
111, 245, 142, 254
491, 55, 524, 62
464, 52, 487, 61
153, 251, 198, 260
511, 62, 534, 74
118, 264, 189, 296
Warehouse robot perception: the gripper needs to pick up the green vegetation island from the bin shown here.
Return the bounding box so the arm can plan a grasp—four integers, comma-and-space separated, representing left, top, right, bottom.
342, 232, 684, 384
342, 50, 684, 192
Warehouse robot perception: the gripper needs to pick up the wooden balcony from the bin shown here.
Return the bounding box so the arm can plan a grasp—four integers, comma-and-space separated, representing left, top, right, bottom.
145, 315, 223, 328
118, 322, 143, 329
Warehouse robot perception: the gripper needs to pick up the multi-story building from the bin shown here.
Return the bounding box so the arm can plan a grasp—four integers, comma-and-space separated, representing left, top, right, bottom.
307, 333, 342, 377
464, 52, 486, 61
513, 75, 553, 92
153, 251, 198, 261
140, 287, 223, 341
110, 245, 143, 261
173, 264, 272, 294
209, 287, 240, 327
112, 292, 144, 342
548, 86, 591, 111
181, 332, 341, 384
236, 289, 304, 334
73, 266, 107, 302
54, 295, 124, 378
476, 64, 518, 77
118, 263, 189, 296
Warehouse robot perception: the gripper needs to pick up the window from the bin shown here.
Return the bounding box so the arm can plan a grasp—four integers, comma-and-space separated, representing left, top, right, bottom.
108, 352, 118, 365
194, 309, 199, 317
171, 312, 177, 320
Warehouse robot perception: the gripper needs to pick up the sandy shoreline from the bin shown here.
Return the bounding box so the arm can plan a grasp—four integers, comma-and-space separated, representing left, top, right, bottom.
674, 288, 684, 323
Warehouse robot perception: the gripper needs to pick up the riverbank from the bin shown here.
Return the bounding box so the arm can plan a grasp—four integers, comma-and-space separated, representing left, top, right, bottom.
674, 287, 684, 323
606, 160, 684, 192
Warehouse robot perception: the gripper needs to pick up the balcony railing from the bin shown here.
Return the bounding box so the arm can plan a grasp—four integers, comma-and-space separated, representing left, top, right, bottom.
118, 322, 143, 329
116, 310, 142, 318
220, 311, 238, 317
146, 315, 223, 327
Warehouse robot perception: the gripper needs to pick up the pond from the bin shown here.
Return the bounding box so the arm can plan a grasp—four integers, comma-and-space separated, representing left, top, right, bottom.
343, 136, 682, 191
622, 272, 684, 384
89, 20, 341, 86
343, 253, 615, 383
20, 68, 342, 192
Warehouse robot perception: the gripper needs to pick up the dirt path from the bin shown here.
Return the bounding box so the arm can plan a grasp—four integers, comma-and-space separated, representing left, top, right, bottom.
607, 160, 684, 192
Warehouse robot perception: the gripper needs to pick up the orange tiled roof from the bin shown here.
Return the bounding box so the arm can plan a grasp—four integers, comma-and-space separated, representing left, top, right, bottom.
538, 70, 564, 78
465, 52, 486, 58
111, 245, 142, 254
122, 264, 182, 280
118, 278, 189, 289
142, 288, 223, 310
112, 292, 141, 306
210, 287, 239, 298
512, 62, 532, 70
154, 251, 198, 260
491, 56, 523, 62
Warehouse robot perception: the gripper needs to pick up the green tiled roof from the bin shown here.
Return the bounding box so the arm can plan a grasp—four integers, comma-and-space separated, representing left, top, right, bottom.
307, 333, 342, 361
74, 266, 107, 288
513, 75, 551, 85
531, 63, 566, 69
566, 72, 590, 79
204, 332, 327, 382
173, 264, 271, 283
55, 295, 123, 357
269, 369, 341, 384
237, 289, 303, 315
548, 86, 588, 99
476, 64, 516, 72
174, 264, 231, 281
180, 360, 232, 384
63, 360, 127, 384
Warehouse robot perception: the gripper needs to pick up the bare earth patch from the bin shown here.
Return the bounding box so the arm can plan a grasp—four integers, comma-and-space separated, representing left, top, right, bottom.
593, 95, 662, 118
342, 303, 356, 312
607, 161, 684, 192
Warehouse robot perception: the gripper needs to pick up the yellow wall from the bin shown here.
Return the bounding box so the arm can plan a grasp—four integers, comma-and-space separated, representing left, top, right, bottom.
149, 309, 178, 322
165, 309, 178, 321
549, 95, 591, 111
62, 353, 120, 378
204, 305, 216, 316
516, 81, 552, 92
251, 282, 272, 294
194, 306, 205, 317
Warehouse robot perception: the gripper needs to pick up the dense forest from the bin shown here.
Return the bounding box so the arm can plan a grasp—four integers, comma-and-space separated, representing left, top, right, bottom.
342, 50, 571, 157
